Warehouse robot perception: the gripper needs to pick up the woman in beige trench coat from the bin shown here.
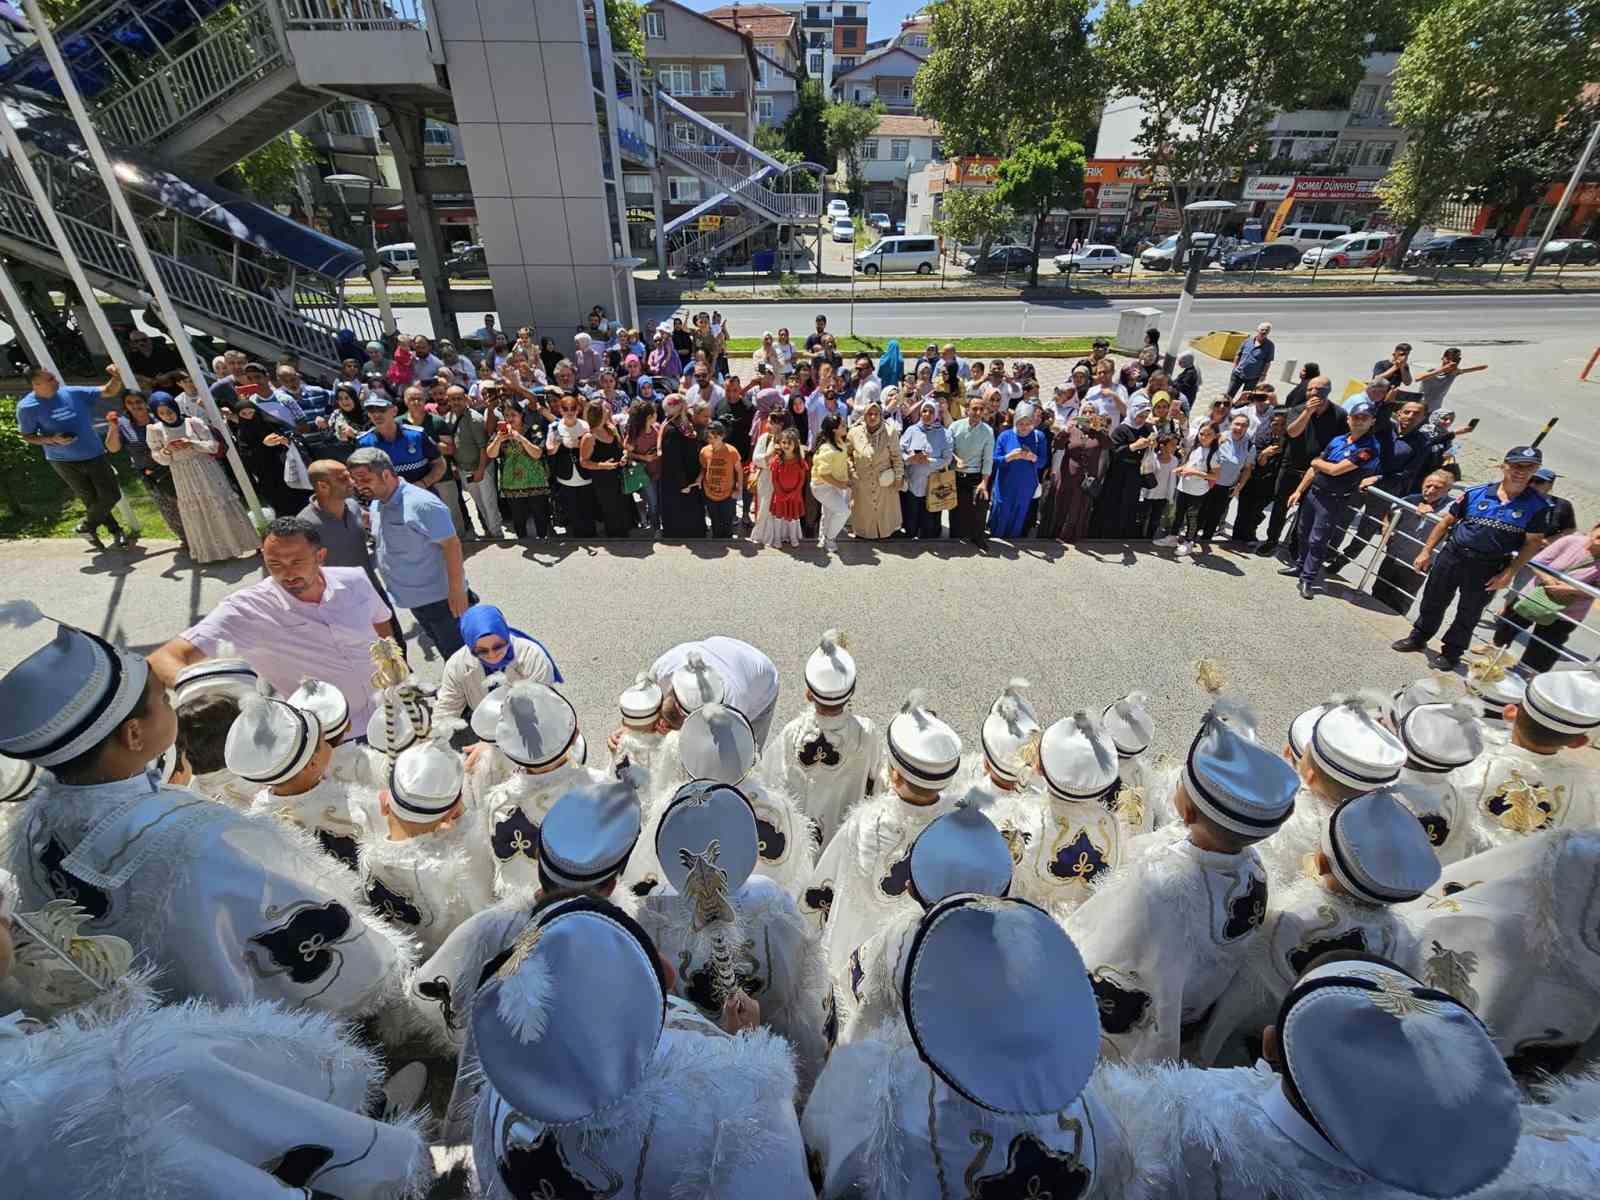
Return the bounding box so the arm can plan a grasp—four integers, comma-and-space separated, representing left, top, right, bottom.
846, 394, 904, 539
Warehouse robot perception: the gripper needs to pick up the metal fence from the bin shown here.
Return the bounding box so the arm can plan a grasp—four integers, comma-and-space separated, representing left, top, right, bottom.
1330, 484, 1599, 673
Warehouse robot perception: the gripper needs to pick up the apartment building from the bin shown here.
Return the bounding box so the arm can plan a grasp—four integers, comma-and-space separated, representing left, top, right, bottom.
843, 113, 938, 219
706, 4, 803, 126
832, 44, 922, 111
768, 0, 870, 93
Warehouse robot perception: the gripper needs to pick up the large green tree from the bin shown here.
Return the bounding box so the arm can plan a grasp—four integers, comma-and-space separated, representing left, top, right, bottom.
823, 99, 884, 200
994, 128, 1086, 286
915, 0, 1095, 154
222, 131, 316, 210
931, 187, 1016, 265
1379, 0, 1600, 262
780, 79, 831, 168
1097, 0, 1382, 208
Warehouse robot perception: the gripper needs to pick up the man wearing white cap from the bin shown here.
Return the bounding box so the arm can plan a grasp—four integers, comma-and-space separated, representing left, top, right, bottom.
1102, 954, 1523, 1197
1464, 646, 1524, 742
623, 703, 814, 898
801, 690, 962, 983
1012, 711, 1125, 920
1387, 682, 1486, 865
760, 629, 881, 850
1068, 702, 1298, 1064
170, 691, 257, 809
1449, 663, 1600, 849
805, 895, 1135, 1198
636, 780, 829, 1092
648, 636, 781, 748
1198, 789, 1440, 1066
835, 799, 1014, 1047
0, 610, 412, 1017
482, 683, 603, 896
956, 678, 1046, 859
1261, 692, 1406, 885
468, 896, 813, 1198
1400, 826, 1600, 1078
235, 690, 374, 872
358, 718, 494, 956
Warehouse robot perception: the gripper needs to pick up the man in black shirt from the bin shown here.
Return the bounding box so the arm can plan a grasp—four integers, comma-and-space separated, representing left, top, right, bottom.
125, 329, 185, 391
1263, 375, 1347, 561
713, 377, 756, 527
804, 314, 828, 353
1531, 468, 1577, 537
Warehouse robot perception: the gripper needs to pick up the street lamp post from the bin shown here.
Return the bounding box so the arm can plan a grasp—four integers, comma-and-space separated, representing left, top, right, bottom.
1164, 199, 1235, 374
325, 172, 397, 338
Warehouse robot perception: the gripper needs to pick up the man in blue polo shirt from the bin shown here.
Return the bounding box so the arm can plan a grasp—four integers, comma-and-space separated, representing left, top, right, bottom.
1279, 399, 1382, 600
1226, 321, 1275, 398
346, 446, 475, 658
1393, 444, 1554, 669
356, 395, 445, 488
15, 365, 127, 549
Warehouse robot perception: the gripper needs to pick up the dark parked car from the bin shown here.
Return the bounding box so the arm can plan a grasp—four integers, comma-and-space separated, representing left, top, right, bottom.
967, 245, 1037, 273
1221, 242, 1302, 271
1510, 238, 1600, 266
444, 244, 489, 279
1404, 234, 1493, 267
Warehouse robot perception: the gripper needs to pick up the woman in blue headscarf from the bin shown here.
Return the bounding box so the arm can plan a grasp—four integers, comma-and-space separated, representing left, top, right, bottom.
876, 339, 903, 389
434, 603, 563, 722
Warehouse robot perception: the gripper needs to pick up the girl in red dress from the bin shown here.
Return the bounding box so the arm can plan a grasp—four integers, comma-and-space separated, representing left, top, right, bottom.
758, 427, 807, 549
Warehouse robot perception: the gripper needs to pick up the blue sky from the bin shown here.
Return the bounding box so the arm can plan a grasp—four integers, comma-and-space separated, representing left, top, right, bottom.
685, 0, 926, 42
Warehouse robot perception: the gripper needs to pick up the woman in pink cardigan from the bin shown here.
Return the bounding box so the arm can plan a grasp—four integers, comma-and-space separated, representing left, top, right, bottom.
1490, 521, 1600, 671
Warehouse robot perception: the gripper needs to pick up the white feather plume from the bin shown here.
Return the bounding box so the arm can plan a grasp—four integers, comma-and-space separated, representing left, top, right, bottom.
1115, 690, 1150, 721
425, 717, 467, 750
902, 688, 930, 724
687, 650, 707, 671
1005, 676, 1031, 696
496, 952, 555, 1045
820, 627, 845, 656
1400, 1008, 1488, 1106
1208, 693, 1261, 740
0, 599, 44, 628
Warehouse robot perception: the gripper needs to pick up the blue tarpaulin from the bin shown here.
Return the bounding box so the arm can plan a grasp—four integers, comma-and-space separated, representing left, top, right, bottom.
2, 91, 366, 278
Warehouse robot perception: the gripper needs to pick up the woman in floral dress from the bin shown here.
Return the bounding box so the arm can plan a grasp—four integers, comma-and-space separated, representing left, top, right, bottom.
144, 392, 258, 562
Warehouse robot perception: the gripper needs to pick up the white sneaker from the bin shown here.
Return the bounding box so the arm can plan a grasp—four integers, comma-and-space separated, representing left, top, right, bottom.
1176, 540, 1192, 556
823, 540, 838, 553
1154, 535, 1178, 547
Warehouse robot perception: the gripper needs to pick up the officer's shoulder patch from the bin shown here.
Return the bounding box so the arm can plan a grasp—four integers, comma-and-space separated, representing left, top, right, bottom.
1355, 448, 1373, 463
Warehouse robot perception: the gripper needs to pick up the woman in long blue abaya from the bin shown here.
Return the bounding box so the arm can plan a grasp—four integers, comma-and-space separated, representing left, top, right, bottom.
988, 403, 1050, 538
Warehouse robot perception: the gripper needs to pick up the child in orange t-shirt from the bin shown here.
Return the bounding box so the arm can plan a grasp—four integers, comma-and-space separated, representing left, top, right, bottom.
697, 420, 744, 538
758, 427, 807, 549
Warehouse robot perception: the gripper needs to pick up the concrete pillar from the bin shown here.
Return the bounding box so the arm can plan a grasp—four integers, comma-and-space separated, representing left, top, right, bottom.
652, 165, 669, 275
377, 107, 454, 340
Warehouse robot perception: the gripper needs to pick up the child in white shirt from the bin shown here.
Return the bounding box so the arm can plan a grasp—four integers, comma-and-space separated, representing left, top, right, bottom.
1168, 422, 1219, 558
1143, 431, 1181, 542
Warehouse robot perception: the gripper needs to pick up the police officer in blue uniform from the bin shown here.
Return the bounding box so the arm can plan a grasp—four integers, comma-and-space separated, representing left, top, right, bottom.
1392, 445, 1554, 669
1278, 399, 1382, 599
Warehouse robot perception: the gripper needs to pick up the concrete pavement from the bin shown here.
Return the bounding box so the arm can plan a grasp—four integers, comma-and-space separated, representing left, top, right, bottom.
0, 533, 1497, 770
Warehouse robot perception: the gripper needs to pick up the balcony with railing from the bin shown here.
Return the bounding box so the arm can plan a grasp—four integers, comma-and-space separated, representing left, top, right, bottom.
303, 101, 381, 152
670, 89, 749, 115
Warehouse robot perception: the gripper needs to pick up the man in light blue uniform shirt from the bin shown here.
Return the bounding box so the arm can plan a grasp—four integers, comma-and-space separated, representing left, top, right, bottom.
346, 446, 477, 657
15, 366, 127, 548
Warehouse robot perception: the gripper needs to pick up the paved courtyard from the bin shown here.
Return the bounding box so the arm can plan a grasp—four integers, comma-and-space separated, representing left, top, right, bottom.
2, 533, 1465, 765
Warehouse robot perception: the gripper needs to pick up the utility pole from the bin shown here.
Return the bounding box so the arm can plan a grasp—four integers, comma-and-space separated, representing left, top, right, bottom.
1522, 120, 1600, 282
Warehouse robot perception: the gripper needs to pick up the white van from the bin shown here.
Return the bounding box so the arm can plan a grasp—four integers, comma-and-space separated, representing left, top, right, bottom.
376, 242, 420, 277
1271, 223, 1351, 252
854, 234, 939, 275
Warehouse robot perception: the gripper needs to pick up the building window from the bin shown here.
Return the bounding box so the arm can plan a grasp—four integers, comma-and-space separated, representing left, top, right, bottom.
758, 96, 774, 122
756, 58, 768, 86
910, 193, 918, 206
668, 176, 700, 203
837, 56, 856, 69
860, 138, 879, 160
841, 28, 857, 47
624, 174, 653, 196
905, 33, 927, 48
669, 121, 698, 144
1351, 83, 1380, 117
659, 64, 692, 95
810, 31, 825, 47
699, 65, 727, 94
644, 10, 663, 38
899, 83, 912, 100
1333, 140, 1358, 165
890, 138, 909, 160
842, 4, 856, 15
422, 122, 454, 146
1360, 140, 1398, 167
809, 52, 824, 74
806, 5, 820, 19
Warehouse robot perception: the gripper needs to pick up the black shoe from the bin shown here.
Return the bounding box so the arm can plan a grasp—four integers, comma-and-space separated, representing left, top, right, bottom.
1276, 564, 1301, 577
1255, 541, 1278, 557
1299, 581, 1315, 599
1391, 637, 1427, 653
78, 525, 105, 550
1428, 650, 1463, 670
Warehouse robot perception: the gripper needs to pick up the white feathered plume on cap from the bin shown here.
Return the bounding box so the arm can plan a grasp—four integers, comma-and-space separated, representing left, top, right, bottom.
495, 926, 556, 1046
1073, 709, 1116, 773
820, 628, 847, 656
996, 678, 1030, 728
902, 688, 931, 721
1113, 690, 1149, 723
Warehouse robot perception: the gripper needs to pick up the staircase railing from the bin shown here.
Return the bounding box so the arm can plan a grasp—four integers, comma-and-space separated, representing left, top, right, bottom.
0, 177, 381, 368
92, 0, 289, 149
666, 212, 762, 271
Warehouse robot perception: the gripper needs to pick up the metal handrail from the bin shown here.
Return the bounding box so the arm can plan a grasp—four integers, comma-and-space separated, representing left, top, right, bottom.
280, 0, 429, 29
666, 212, 761, 270
94, 0, 287, 148
660, 141, 820, 222
0, 180, 381, 368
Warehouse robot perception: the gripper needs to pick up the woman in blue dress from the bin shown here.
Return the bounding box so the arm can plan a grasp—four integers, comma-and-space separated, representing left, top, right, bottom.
988, 403, 1050, 538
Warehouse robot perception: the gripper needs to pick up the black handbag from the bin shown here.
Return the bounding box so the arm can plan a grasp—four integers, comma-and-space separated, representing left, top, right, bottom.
1081, 473, 1103, 498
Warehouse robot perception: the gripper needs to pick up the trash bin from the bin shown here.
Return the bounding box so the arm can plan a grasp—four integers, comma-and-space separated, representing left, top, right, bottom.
752, 250, 776, 273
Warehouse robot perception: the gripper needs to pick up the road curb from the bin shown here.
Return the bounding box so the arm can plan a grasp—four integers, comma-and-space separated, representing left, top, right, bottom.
641, 283, 1600, 306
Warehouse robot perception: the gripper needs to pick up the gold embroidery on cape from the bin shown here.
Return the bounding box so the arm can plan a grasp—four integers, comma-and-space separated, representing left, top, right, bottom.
1486, 769, 1557, 834
1422, 940, 1480, 1010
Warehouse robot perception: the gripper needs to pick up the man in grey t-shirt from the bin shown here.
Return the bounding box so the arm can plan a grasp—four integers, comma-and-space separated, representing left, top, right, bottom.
299, 459, 405, 650
1415, 347, 1487, 414
446, 386, 503, 539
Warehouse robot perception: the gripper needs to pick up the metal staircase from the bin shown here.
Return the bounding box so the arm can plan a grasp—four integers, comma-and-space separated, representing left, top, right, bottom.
655, 92, 821, 228
0, 139, 385, 372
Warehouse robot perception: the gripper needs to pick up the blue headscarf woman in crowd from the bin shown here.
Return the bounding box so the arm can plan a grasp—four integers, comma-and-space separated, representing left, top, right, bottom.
876, 339, 903, 388
433, 603, 563, 722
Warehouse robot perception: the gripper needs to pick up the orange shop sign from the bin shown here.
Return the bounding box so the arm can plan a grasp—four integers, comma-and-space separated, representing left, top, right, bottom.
945, 157, 1001, 185
1084, 159, 1154, 186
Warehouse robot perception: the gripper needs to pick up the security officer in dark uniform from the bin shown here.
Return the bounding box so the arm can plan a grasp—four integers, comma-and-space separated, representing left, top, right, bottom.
1393, 445, 1554, 669
1278, 399, 1382, 599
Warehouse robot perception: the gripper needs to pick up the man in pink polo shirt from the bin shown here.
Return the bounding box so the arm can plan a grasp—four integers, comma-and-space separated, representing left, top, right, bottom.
149, 517, 398, 735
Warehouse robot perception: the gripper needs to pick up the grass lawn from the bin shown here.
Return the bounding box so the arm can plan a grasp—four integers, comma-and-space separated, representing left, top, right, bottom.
723, 335, 1104, 357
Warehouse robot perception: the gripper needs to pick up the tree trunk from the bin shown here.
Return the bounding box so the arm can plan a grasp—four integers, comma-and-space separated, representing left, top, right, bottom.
1390, 221, 1423, 269
1028, 211, 1043, 288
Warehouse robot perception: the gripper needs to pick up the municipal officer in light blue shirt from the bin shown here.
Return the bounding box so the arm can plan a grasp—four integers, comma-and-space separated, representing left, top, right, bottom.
1394, 444, 1554, 669
14, 365, 127, 548
346, 446, 477, 658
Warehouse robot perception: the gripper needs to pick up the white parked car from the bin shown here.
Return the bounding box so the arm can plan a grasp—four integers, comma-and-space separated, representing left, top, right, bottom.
1053, 244, 1134, 274
830, 216, 855, 243
826, 199, 850, 220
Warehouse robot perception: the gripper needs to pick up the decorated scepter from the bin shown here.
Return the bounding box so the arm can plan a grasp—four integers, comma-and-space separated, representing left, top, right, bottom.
369, 637, 431, 757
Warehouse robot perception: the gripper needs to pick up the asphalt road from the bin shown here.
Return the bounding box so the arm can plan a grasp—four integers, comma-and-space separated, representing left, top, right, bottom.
0, 535, 1502, 771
